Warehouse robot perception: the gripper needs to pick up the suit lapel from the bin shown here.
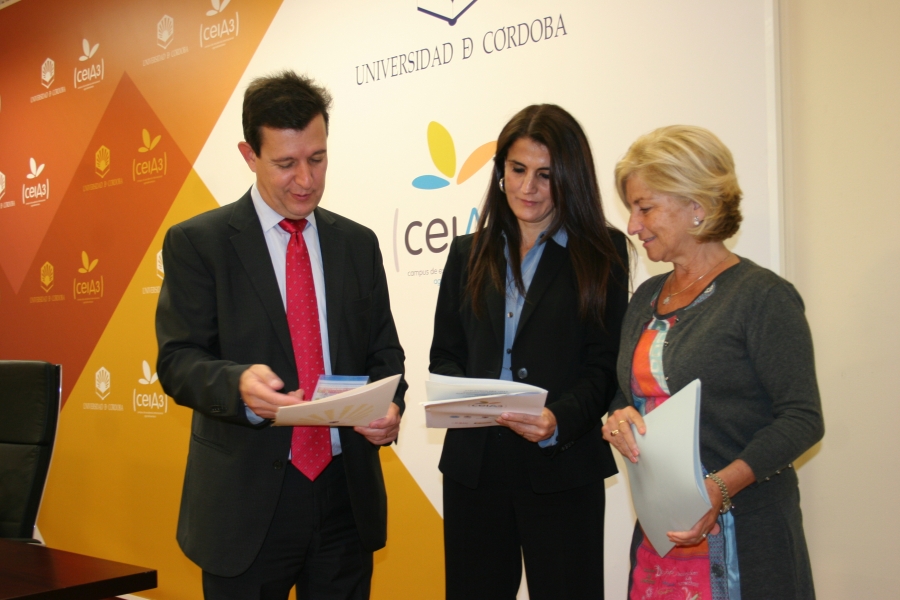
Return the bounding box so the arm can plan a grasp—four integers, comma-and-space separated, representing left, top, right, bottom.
314, 207, 345, 369
228, 193, 295, 366
515, 239, 567, 338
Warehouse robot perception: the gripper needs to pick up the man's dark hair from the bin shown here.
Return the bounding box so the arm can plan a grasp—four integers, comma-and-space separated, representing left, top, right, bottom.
242, 70, 333, 155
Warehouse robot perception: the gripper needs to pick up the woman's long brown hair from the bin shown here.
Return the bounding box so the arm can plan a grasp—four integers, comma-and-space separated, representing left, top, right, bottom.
467, 104, 623, 326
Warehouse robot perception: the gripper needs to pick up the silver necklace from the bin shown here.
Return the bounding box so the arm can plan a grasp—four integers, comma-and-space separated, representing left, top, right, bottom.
662, 253, 731, 306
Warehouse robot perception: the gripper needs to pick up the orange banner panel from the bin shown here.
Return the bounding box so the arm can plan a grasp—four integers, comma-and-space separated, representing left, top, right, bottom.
0, 73, 191, 408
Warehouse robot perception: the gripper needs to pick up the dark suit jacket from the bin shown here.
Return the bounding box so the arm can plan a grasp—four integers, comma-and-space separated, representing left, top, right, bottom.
156, 191, 406, 577
430, 231, 627, 493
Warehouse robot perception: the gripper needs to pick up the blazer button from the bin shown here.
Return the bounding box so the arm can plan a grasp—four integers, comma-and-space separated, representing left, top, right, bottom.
517, 368, 528, 379
273, 460, 283, 469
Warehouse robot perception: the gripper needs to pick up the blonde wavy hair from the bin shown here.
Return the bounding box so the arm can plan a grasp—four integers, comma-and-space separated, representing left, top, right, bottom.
615, 125, 742, 242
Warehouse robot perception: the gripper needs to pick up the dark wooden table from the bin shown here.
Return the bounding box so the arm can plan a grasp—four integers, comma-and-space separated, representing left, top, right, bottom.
0, 539, 157, 599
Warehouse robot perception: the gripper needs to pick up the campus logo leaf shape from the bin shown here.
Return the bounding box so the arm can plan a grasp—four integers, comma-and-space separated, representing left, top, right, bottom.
79, 39, 99, 61
412, 121, 495, 190
27, 157, 45, 179
95, 145, 111, 177
207, 0, 231, 16
158, 15, 174, 45
78, 251, 98, 273
41, 58, 54, 84
95, 367, 111, 397
139, 129, 161, 152
138, 360, 159, 385
40, 262, 54, 289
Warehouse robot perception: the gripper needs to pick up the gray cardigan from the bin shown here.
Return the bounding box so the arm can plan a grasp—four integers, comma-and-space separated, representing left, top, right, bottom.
610, 257, 824, 515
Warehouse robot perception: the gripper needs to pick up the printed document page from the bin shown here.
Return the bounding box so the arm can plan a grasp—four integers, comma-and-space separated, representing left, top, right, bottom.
273, 374, 401, 427
624, 379, 711, 556
422, 374, 547, 428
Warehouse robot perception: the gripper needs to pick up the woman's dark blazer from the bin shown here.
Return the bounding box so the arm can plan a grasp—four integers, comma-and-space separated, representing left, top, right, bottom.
430, 229, 629, 493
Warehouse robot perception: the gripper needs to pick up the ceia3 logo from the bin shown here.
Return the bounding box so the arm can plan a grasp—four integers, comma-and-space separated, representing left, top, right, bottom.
200, 0, 239, 49
418, 0, 478, 26
75, 38, 104, 91
95, 146, 111, 178
22, 157, 49, 207
73, 251, 103, 303
412, 121, 495, 189
95, 366, 111, 400
157, 15, 175, 49
133, 128, 167, 183
41, 58, 55, 88
395, 121, 493, 268
134, 360, 168, 416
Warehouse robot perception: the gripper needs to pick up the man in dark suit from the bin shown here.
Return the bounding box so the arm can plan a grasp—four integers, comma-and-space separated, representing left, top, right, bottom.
156, 71, 406, 600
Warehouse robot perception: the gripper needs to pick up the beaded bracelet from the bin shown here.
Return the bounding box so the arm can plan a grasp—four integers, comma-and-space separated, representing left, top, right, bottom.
706, 472, 733, 513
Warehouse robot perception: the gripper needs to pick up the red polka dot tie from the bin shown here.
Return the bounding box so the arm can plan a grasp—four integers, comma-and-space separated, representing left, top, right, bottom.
279, 218, 331, 481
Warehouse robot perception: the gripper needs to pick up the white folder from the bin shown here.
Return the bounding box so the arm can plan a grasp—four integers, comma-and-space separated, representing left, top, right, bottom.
422, 374, 547, 428
273, 374, 400, 427
624, 379, 711, 556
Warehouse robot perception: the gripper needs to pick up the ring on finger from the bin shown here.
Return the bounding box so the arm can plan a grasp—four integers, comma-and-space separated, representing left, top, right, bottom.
618, 420, 627, 425
611, 429, 620, 436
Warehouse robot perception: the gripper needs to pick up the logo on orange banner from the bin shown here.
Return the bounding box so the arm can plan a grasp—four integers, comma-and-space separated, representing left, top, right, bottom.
133, 129, 167, 184
0, 171, 9, 209
134, 360, 168, 417
95, 146, 111, 178
22, 157, 49, 207
157, 15, 175, 49
143, 250, 164, 295
40, 262, 54, 292
74, 39, 104, 91
73, 251, 103, 303
200, 0, 239, 50
95, 366, 111, 400
41, 58, 55, 88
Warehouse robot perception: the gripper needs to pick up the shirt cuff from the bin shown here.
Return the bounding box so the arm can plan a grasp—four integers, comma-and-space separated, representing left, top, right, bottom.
245, 404, 265, 425
538, 427, 559, 448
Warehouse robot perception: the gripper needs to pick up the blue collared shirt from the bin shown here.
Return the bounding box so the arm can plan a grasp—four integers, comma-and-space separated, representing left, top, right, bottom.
501, 228, 568, 447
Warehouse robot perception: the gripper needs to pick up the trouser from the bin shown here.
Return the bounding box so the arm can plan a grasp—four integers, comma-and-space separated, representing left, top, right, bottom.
202, 456, 372, 600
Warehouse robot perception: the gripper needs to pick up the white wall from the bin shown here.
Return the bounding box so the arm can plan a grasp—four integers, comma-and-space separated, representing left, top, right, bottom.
781, 1, 900, 597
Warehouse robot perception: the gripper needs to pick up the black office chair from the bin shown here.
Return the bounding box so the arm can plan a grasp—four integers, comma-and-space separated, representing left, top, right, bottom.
0, 361, 61, 543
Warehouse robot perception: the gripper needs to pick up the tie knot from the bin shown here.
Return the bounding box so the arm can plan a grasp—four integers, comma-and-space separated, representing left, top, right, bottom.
279, 218, 308, 235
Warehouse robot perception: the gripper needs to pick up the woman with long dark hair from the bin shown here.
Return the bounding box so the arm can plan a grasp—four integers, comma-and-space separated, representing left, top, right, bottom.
430, 104, 628, 599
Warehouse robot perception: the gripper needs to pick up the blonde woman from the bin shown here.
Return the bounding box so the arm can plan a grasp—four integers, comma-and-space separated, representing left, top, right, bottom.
604, 125, 823, 600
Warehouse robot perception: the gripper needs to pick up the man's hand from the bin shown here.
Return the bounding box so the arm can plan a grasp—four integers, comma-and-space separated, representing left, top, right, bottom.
239, 364, 304, 420
354, 402, 401, 445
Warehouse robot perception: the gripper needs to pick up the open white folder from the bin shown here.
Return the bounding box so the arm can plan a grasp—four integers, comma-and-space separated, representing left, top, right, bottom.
272, 374, 401, 427
624, 379, 711, 557
422, 374, 547, 428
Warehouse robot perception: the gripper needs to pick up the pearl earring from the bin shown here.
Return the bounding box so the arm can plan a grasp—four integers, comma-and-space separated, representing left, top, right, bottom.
693, 216, 701, 226
499, 177, 505, 192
